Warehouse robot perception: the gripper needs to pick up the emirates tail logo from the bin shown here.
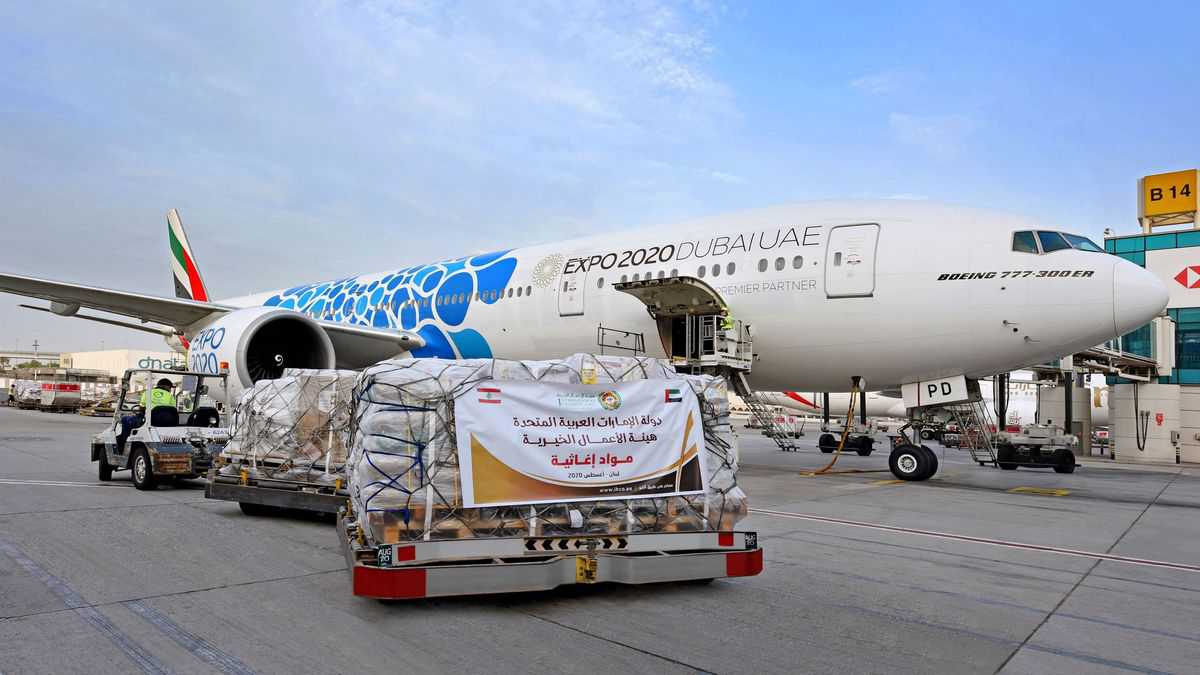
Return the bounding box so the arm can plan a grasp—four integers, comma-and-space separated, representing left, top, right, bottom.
1175, 266, 1200, 289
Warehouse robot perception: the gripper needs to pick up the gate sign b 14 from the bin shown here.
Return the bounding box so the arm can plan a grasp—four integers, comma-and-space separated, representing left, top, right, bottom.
1140, 169, 1197, 220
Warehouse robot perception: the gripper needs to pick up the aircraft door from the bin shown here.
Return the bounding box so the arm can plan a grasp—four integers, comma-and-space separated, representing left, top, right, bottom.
825, 223, 880, 298
558, 267, 587, 316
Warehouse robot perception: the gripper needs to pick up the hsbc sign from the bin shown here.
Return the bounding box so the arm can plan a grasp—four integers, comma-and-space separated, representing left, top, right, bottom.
1175, 266, 1200, 289
1147, 248, 1200, 309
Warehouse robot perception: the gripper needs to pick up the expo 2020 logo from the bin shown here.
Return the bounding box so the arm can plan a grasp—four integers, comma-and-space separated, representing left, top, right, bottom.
598, 390, 622, 411
531, 254, 563, 288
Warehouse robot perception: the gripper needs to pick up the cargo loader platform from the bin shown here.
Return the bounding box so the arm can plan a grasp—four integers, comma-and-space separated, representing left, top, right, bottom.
338, 512, 763, 600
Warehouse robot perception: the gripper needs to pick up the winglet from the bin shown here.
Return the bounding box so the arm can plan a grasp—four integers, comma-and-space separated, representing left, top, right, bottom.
167, 208, 209, 302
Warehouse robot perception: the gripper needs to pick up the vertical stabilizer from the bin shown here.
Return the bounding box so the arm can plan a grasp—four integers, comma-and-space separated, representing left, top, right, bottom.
167, 208, 209, 302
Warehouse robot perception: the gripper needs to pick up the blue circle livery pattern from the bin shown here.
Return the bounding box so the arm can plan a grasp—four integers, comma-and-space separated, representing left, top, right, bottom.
261, 250, 517, 359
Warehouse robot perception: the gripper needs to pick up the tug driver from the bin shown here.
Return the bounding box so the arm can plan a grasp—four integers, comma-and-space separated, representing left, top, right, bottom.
117, 378, 176, 451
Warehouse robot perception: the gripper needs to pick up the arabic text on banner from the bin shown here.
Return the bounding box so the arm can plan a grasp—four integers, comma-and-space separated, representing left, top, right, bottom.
455, 380, 706, 507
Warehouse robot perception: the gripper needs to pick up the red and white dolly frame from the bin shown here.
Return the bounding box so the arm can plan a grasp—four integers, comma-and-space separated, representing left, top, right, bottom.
338, 512, 763, 600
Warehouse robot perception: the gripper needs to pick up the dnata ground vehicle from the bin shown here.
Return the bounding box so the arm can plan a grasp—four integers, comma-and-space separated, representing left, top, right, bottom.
993, 424, 1078, 473
90, 368, 229, 489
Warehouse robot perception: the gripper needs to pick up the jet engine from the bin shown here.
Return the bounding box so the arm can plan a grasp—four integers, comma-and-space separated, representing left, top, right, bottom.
185, 307, 336, 399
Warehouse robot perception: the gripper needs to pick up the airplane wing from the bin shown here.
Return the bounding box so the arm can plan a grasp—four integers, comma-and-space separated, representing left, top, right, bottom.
0, 272, 227, 327
0, 272, 425, 354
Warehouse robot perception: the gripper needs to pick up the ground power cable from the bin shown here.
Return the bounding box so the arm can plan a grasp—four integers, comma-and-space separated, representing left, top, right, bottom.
800, 382, 858, 476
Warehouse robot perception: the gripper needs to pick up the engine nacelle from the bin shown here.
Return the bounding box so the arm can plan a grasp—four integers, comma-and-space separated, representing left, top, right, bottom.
185, 307, 335, 400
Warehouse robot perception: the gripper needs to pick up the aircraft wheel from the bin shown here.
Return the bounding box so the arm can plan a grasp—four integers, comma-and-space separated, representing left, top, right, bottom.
1052, 449, 1076, 474
97, 453, 113, 482
996, 443, 1019, 470
130, 447, 158, 490
819, 433, 837, 453
856, 436, 874, 456
888, 444, 931, 481
920, 445, 939, 477
919, 428, 934, 441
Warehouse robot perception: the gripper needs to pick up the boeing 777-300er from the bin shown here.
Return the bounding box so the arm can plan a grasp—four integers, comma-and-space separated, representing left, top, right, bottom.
0, 201, 1164, 477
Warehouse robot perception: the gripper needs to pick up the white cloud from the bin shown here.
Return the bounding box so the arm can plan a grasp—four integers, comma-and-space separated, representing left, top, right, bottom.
0, 1, 742, 349
888, 112, 978, 160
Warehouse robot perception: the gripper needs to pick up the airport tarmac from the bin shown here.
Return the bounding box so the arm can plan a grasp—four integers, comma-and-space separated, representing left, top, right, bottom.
3, 406, 1200, 674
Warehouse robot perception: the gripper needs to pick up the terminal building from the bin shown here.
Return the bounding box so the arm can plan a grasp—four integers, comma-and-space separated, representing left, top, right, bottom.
1101, 169, 1199, 464
58, 349, 187, 378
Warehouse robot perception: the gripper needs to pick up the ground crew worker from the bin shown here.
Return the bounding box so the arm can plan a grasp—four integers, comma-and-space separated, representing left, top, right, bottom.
140, 378, 177, 410
118, 379, 176, 450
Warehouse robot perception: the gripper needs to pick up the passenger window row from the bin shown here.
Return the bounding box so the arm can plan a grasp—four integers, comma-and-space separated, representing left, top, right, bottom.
596, 255, 809, 287
756, 256, 804, 272
390, 285, 534, 311
606, 269, 680, 286
697, 262, 737, 279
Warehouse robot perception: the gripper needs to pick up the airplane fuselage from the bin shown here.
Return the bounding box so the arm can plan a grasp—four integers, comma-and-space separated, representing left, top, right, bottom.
209, 201, 1164, 391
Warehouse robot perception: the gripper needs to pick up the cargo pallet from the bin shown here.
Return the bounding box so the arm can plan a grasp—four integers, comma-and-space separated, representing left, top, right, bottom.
338, 511, 763, 600
205, 466, 348, 514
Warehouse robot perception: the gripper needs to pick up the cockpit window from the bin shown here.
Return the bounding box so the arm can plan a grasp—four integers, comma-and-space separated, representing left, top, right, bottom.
1037, 231, 1071, 253
1063, 233, 1105, 252
1012, 231, 1039, 254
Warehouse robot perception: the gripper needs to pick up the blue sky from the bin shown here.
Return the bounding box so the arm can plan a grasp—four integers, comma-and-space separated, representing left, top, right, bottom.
1, 1, 1198, 351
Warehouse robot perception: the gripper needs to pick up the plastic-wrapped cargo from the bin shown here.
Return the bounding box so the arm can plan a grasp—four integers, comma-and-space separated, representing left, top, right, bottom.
220, 368, 358, 485
348, 354, 747, 545
13, 380, 42, 406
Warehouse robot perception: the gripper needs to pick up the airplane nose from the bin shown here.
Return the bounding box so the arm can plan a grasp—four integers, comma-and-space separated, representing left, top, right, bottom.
1113, 260, 1169, 336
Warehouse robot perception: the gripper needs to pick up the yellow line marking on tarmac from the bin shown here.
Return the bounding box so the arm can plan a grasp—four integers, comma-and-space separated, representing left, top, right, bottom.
1009, 486, 1070, 497
870, 479, 906, 486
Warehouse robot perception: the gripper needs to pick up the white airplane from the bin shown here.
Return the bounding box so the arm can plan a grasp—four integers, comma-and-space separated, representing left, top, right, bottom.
756, 391, 907, 419
0, 201, 1162, 478
765, 373, 1109, 431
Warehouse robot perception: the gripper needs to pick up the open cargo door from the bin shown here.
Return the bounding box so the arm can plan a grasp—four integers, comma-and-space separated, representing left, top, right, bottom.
613, 277, 746, 369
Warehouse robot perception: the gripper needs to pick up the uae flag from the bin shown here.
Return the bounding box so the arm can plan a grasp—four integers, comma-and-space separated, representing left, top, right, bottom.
664, 387, 683, 403
478, 387, 502, 404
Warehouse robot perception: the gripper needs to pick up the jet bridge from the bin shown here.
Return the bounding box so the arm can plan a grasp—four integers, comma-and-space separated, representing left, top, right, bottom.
613, 277, 796, 450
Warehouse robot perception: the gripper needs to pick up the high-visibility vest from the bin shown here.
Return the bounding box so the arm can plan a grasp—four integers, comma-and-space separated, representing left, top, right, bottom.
140, 388, 177, 410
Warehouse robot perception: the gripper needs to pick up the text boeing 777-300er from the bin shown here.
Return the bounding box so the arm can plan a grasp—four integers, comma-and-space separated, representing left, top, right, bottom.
0, 200, 1167, 406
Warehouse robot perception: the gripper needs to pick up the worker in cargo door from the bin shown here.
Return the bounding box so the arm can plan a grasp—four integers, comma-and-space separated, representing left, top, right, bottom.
117, 378, 177, 451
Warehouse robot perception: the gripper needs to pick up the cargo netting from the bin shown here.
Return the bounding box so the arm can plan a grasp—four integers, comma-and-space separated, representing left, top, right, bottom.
220, 369, 358, 486
347, 353, 747, 545
12, 380, 40, 404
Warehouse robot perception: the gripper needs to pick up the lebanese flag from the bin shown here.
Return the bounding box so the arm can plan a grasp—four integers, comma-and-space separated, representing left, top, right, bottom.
478, 386, 502, 404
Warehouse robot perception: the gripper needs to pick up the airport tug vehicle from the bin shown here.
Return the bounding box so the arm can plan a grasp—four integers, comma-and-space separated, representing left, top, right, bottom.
993, 424, 1078, 473
818, 420, 877, 456
91, 368, 229, 489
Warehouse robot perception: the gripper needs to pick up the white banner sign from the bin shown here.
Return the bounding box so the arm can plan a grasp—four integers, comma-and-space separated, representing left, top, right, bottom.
455, 380, 706, 507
